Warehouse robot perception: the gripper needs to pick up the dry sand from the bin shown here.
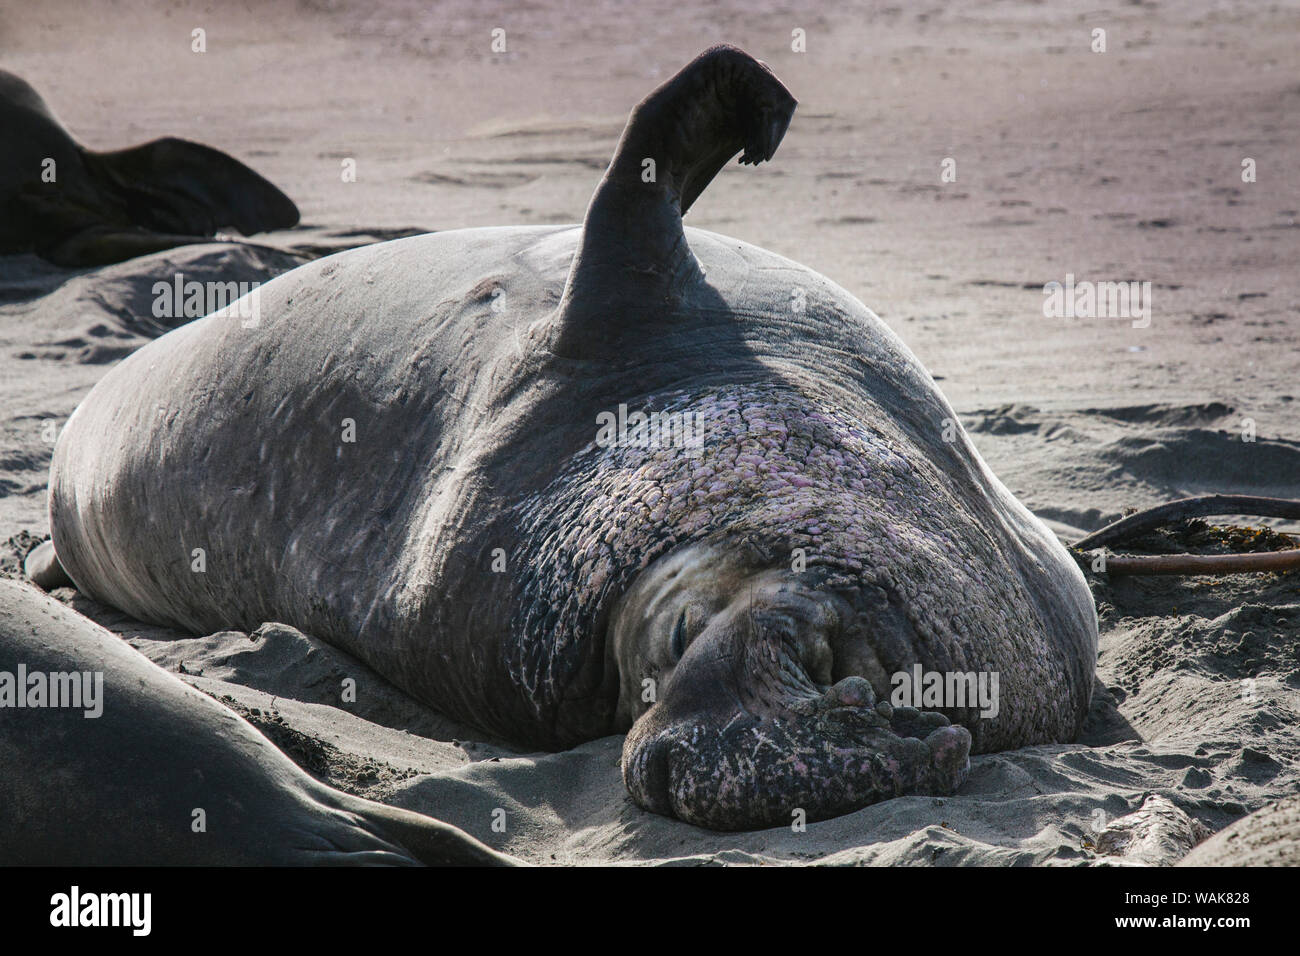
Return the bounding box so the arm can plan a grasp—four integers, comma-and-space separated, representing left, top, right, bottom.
1, 0, 1297, 864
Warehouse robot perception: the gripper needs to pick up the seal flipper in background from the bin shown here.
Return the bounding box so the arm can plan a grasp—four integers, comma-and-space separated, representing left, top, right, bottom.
547, 45, 796, 359
0, 69, 298, 267
0, 580, 516, 866
84, 136, 300, 240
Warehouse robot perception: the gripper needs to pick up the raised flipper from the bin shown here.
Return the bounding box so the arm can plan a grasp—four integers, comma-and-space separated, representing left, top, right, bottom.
548, 45, 796, 358
0, 580, 516, 866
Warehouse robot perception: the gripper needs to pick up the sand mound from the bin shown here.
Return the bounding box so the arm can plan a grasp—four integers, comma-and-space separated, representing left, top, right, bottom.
3, 244, 306, 365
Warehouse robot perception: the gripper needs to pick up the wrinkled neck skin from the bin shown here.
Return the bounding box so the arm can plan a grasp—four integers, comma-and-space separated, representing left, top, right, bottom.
509, 382, 1093, 830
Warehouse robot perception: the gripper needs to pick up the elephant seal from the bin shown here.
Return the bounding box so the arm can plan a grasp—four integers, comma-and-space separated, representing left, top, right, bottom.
0, 580, 513, 865
37, 45, 1097, 831
0, 70, 298, 267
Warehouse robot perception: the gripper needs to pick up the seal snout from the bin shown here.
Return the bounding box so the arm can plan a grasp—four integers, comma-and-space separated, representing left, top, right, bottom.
619, 567, 975, 829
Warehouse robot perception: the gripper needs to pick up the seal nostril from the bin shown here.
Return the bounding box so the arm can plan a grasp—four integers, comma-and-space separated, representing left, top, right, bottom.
826, 676, 875, 709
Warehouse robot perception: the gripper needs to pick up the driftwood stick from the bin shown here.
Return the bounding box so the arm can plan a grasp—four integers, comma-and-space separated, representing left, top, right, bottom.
1074, 495, 1300, 550
1103, 550, 1300, 576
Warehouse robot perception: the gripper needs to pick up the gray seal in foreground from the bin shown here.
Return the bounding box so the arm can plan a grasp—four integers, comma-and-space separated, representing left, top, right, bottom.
37, 45, 1097, 831
0, 580, 513, 865
0, 70, 298, 266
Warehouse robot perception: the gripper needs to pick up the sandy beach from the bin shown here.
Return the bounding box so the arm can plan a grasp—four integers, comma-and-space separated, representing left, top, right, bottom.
1, 0, 1297, 865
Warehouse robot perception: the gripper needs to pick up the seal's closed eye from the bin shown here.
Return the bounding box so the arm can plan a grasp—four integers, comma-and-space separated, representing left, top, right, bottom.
670, 608, 689, 660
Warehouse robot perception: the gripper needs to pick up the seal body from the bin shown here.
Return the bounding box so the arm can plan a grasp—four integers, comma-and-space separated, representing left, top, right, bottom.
0, 581, 511, 865
50, 226, 1095, 741
39, 46, 1098, 830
